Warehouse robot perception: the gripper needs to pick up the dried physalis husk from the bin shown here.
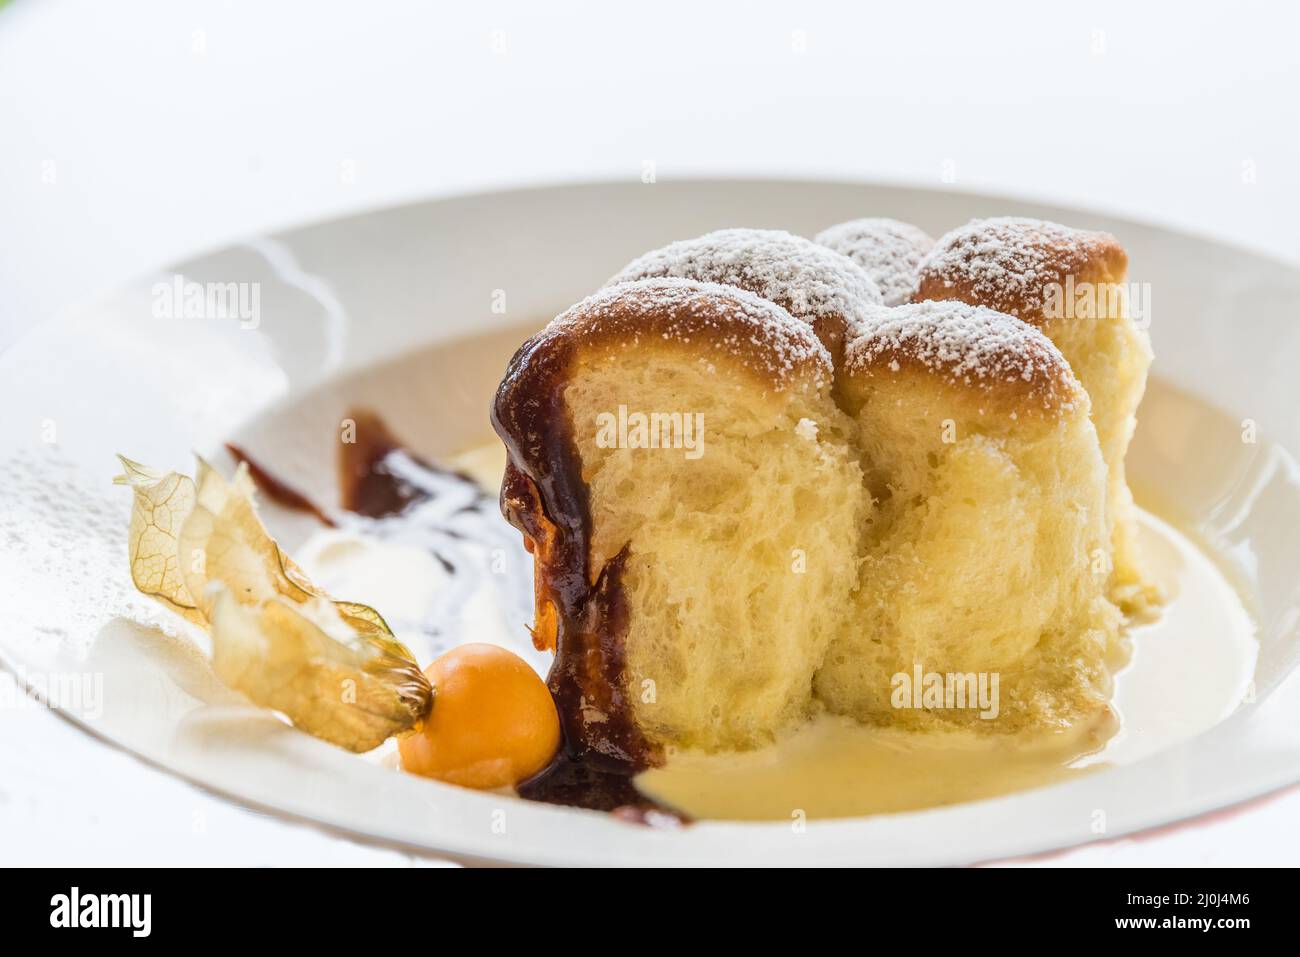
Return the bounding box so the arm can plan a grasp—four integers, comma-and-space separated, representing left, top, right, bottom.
208, 590, 433, 753
115, 457, 205, 626
115, 455, 433, 752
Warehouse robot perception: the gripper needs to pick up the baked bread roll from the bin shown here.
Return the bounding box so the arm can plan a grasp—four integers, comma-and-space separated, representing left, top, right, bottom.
815, 217, 935, 306
492, 278, 868, 762
814, 300, 1122, 732
913, 217, 1156, 611
494, 264, 1126, 761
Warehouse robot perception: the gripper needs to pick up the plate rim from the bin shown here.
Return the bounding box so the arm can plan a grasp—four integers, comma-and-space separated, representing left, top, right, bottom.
4, 176, 1299, 866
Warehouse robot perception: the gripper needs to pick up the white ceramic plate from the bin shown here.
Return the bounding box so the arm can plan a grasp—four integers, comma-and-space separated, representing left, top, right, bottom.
3, 179, 1299, 866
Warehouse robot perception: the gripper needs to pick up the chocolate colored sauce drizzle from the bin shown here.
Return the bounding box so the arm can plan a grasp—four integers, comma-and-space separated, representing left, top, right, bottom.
226, 444, 336, 528
231, 406, 678, 821
231, 413, 517, 631
334, 410, 460, 518
490, 334, 669, 814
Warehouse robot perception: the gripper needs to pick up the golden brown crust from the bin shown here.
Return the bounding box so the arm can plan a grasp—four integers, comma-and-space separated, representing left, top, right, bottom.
815, 218, 935, 307
490, 278, 836, 783
510, 277, 834, 397
607, 228, 884, 364
493, 235, 1113, 789
913, 217, 1128, 327
843, 301, 1086, 417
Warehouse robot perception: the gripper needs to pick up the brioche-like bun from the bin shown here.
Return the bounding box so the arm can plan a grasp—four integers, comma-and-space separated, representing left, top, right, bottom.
914, 217, 1155, 611
815, 301, 1120, 732
913, 217, 1127, 324
495, 220, 1145, 766
844, 299, 1084, 418
815, 218, 935, 306
493, 278, 866, 758
608, 228, 883, 366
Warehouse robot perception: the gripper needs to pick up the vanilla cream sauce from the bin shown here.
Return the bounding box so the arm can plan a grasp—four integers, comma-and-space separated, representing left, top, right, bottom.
295, 442, 1258, 821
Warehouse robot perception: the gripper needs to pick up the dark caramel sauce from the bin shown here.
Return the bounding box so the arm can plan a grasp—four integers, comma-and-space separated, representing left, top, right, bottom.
226, 443, 336, 527
335, 410, 475, 519
491, 335, 663, 786
233, 406, 678, 821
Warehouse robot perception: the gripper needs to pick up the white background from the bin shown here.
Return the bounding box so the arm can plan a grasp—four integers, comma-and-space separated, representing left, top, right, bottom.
4, 0, 1299, 347
2, 0, 1299, 865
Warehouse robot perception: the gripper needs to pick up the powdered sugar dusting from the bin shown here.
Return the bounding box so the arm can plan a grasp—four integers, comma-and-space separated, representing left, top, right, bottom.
608, 229, 884, 327
815, 218, 934, 307
847, 300, 1078, 410
0, 446, 203, 659
915, 217, 1122, 321
556, 277, 832, 390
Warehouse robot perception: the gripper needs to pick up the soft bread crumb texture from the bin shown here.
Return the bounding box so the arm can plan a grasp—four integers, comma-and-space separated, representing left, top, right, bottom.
501, 212, 1155, 753
817, 368, 1120, 732
567, 354, 866, 750
914, 217, 1155, 611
